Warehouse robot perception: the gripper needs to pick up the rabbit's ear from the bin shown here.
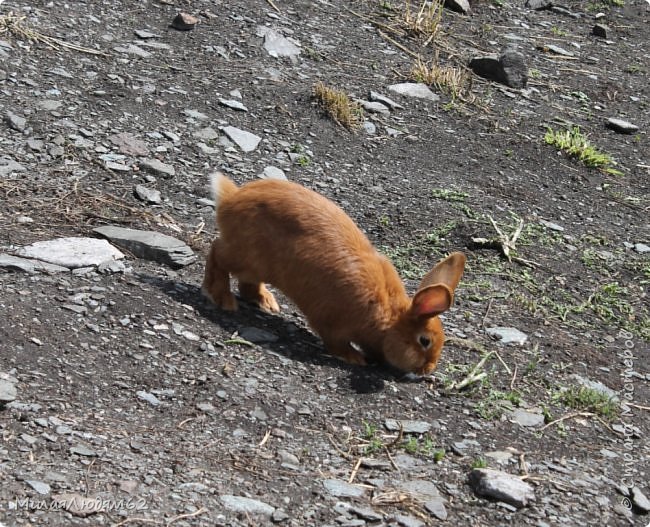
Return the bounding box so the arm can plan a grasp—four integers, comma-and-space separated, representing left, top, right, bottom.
411, 284, 453, 318
418, 252, 466, 292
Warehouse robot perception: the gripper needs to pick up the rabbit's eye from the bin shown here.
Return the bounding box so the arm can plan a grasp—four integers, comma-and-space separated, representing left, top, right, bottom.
418, 335, 431, 349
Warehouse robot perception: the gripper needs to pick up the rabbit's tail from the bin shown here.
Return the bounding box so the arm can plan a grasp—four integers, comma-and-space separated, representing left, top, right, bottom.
209, 172, 238, 212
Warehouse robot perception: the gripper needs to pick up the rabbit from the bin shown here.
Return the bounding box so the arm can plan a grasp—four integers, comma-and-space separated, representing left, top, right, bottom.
202, 172, 466, 374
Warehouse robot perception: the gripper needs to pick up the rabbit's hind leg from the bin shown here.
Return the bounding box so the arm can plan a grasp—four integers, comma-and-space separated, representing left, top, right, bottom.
239, 282, 280, 313
202, 238, 238, 311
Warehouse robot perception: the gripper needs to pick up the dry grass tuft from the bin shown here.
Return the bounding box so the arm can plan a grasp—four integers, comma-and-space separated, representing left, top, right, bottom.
402, 0, 444, 45
313, 82, 363, 130
411, 56, 471, 100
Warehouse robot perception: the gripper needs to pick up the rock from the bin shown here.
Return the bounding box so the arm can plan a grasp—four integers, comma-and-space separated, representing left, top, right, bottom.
220, 495, 275, 516
348, 505, 383, 522
114, 44, 152, 58
509, 408, 545, 427
238, 327, 279, 343
70, 444, 97, 457
183, 109, 209, 120
53, 493, 104, 517
485, 327, 528, 345
539, 219, 564, 232
139, 158, 176, 178
27, 137, 44, 151
15, 238, 124, 269
424, 497, 448, 520
593, 24, 609, 38
137, 391, 161, 406
606, 118, 639, 134
26, 480, 51, 495
258, 166, 287, 180
358, 100, 390, 116
399, 480, 440, 500
484, 450, 514, 464
0, 157, 26, 176
469, 468, 535, 508
221, 126, 261, 152
444, 0, 470, 14
0, 379, 17, 404
634, 243, 650, 254
0, 253, 69, 274
571, 374, 619, 402
395, 514, 425, 527
258, 26, 301, 60
369, 91, 403, 109
109, 132, 149, 156
388, 83, 440, 102
193, 127, 219, 141
218, 98, 248, 112
134, 29, 159, 39
4, 111, 27, 132
323, 479, 366, 498
363, 121, 377, 135
134, 184, 162, 204
469, 48, 528, 89
93, 226, 197, 268
631, 487, 650, 513
171, 12, 199, 31
525, 0, 552, 8
543, 44, 574, 57
384, 419, 432, 434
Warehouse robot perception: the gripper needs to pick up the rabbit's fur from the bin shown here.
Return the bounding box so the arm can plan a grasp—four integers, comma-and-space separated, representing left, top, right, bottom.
202, 172, 466, 374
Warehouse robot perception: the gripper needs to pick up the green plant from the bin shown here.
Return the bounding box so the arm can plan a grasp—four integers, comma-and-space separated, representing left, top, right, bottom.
475, 389, 522, 420
544, 126, 623, 175
471, 457, 488, 469
403, 436, 419, 454
433, 448, 446, 462
362, 421, 384, 454
555, 386, 619, 418
431, 188, 469, 202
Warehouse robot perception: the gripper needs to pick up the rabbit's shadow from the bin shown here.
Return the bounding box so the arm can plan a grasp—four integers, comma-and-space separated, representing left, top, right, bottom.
135, 273, 412, 394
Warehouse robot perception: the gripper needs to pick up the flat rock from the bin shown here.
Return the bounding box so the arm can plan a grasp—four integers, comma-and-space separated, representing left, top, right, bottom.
4, 111, 27, 132
238, 327, 279, 343
114, 44, 152, 58
0, 253, 69, 274
220, 495, 275, 516
606, 118, 639, 134
469, 48, 527, 88
0, 379, 17, 403
469, 468, 535, 508
26, 480, 51, 495
539, 219, 564, 232
543, 44, 573, 57
53, 493, 104, 517
93, 226, 197, 268
369, 91, 404, 109
70, 444, 97, 457
258, 166, 287, 180
486, 327, 528, 345
109, 132, 149, 156
134, 184, 162, 204
193, 127, 219, 141
509, 408, 545, 427
384, 419, 432, 434
0, 157, 26, 176
139, 158, 176, 178
571, 374, 619, 402
358, 100, 390, 116
631, 487, 650, 512
137, 391, 161, 406
171, 12, 199, 31
219, 98, 248, 112
222, 126, 261, 152
634, 243, 650, 254
134, 29, 159, 39
323, 479, 366, 498
395, 514, 425, 527
258, 26, 301, 59
424, 497, 448, 520
388, 83, 440, 102
15, 238, 124, 269
525, 0, 552, 8
399, 480, 440, 500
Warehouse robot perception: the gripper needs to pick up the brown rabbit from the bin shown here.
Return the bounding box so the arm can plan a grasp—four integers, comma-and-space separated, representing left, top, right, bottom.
202, 172, 466, 374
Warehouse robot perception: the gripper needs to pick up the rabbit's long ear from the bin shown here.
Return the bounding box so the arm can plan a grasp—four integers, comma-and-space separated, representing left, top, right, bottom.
418, 252, 466, 292
411, 284, 453, 318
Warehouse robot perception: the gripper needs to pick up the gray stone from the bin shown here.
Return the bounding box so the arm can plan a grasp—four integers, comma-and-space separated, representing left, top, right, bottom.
571, 374, 619, 402
399, 480, 440, 500
0, 379, 17, 403
70, 444, 97, 457
4, 111, 27, 132
388, 83, 440, 102
0, 157, 26, 176
369, 91, 403, 109
0, 253, 69, 274
171, 12, 199, 31
134, 29, 159, 39
27, 138, 44, 151
238, 327, 279, 343
384, 419, 432, 434
593, 24, 609, 38
323, 479, 366, 498
544, 44, 574, 57
258, 166, 287, 180
358, 100, 390, 116
484, 450, 514, 464
510, 408, 545, 427
631, 487, 650, 513
539, 219, 565, 232
193, 127, 219, 141
469, 48, 528, 89
444, 0, 470, 14
486, 327, 528, 345
53, 493, 104, 516
424, 497, 448, 520
634, 243, 650, 254
526, 0, 552, 8
606, 118, 639, 134
109, 132, 149, 156
94, 226, 197, 268
220, 495, 275, 516
395, 514, 424, 527
139, 158, 176, 178
134, 184, 162, 204
221, 126, 261, 153
363, 121, 377, 135
113, 44, 152, 58
348, 505, 382, 522
469, 468, 535, 508
183, 109, 209, 120
137, 391, 161, 406
15, 238, 124, 269
218, 98, 248, 112
258, 26, 301, 59
26, 480, 51, 495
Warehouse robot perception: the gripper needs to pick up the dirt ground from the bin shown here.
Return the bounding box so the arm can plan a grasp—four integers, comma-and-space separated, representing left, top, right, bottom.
0, 0, 648, 526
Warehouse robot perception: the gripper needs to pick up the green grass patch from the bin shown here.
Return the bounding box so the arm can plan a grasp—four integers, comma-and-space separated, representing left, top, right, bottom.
554, 386, 619, 419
